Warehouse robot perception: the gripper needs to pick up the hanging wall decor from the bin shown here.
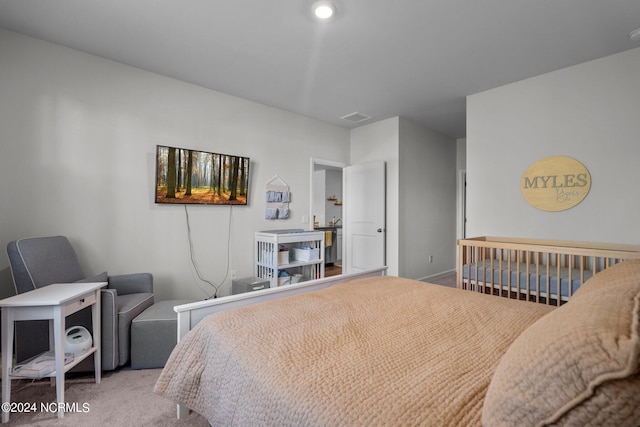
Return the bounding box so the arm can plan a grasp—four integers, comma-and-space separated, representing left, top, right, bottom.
520, 156, 591, 212
265, 174, 291, 220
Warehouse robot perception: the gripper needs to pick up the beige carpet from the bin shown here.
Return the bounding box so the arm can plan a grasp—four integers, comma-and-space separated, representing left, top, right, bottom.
1, 368, 209, 426
425, 271, 457, 288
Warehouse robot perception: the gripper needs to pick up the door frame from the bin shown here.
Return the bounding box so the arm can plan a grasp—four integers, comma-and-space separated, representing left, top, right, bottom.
457, 169, 466, 239
309, 157, 348, 266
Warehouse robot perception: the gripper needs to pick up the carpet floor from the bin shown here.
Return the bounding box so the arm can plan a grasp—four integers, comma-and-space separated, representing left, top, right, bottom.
425, 271, 457, 288
1, 367, 209, 426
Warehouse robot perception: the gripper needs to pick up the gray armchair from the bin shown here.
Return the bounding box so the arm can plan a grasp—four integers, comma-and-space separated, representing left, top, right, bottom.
6, 236, 154, 371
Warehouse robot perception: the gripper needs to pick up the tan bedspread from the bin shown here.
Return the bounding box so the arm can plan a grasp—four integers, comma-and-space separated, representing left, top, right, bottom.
154, 276, 554, 426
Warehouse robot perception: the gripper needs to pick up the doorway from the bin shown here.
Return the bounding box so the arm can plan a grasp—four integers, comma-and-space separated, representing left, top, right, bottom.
310, 158, 347, 276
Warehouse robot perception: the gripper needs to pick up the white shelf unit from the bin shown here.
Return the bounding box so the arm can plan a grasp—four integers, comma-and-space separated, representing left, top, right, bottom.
255, 231, 325, 288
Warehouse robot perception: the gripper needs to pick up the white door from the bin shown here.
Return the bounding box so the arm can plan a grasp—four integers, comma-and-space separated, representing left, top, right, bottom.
343, 161, 386, 273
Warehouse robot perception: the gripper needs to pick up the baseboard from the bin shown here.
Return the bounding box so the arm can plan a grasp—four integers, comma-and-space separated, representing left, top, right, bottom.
418, 268, 456, 283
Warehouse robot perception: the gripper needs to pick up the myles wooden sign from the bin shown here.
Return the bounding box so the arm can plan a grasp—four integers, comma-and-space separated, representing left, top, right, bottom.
521, 156, 591, 212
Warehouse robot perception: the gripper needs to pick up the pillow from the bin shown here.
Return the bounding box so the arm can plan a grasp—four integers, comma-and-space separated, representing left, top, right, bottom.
572, 259, 640, 296
482, 261, 640, 427
76, 271, 108, 283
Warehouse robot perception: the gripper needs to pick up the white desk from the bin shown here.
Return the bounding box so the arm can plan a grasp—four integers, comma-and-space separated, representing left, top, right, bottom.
0, 282, 106, 423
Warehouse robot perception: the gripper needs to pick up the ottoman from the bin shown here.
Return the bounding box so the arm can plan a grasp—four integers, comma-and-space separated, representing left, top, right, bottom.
130, 299, 192, 369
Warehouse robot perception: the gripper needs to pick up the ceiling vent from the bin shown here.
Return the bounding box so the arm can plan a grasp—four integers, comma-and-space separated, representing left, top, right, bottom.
340, 112, 372, 124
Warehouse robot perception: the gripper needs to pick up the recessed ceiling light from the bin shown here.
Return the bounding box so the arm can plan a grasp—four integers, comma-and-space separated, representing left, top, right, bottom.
312, 1, 336, 20
630, 28, 640, 42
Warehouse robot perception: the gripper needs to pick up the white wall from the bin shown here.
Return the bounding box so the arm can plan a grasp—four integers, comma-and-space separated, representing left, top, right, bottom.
325, 169, 342, 224
311, 169, 326, 225
0, 29, 350, 300
456, 138, 467, 172
350, 117, 400, 275
466, 47, 640, 244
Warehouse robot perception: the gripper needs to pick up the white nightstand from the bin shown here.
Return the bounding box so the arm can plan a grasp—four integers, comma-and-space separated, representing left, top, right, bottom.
0, 281, 107, 423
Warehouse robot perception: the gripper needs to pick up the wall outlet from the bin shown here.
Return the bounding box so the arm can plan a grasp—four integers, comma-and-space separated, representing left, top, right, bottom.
231, 270, 237, 280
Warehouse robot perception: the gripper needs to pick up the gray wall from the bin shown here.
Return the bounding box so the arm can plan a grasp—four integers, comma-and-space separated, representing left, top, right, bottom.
466, 47, 640, 244
350, 117, 457, 279
399, 119, 456, 279
0, 29, 350, 300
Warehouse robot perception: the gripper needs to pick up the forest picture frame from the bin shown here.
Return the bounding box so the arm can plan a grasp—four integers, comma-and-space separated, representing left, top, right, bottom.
155, 145, 250, 205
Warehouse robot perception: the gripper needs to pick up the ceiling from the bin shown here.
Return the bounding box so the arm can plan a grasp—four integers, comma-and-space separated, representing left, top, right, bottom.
1, 1, 639, 139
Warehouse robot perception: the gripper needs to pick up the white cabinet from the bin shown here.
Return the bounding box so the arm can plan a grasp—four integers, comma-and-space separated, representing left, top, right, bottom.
255, 230, 325, 288
336, 228, 343, 263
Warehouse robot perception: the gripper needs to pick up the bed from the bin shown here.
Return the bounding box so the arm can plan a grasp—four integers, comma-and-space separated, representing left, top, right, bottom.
155, 261, 640, 426
457, 236, 640, 305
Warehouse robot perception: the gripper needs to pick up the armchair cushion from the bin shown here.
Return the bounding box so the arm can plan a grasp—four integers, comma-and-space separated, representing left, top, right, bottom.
77, 271, 108, 284
100, 288, 119, 371
108, 272, 153, 295
7, 236, 85, 293
79, 271, 154, 366
117, 292, 154, 365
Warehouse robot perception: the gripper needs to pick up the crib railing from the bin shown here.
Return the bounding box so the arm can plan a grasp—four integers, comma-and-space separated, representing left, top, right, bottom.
457, 236, 640, 306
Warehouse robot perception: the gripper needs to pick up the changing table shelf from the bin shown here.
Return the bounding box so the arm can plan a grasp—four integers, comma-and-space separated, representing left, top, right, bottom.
255, 230, 325, 288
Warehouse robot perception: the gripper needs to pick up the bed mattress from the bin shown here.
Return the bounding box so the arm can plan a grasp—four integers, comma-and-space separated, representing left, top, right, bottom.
155, 275, 554, 426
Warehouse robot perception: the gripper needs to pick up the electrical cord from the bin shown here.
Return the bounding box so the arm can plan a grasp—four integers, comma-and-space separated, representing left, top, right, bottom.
184, 204, 233, 299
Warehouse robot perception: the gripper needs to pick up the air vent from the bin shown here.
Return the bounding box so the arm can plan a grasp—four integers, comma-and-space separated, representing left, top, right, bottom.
340, 112, 372, 124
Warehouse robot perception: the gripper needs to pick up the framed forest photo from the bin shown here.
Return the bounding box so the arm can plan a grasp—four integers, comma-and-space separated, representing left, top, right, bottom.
155, 145, 250, 205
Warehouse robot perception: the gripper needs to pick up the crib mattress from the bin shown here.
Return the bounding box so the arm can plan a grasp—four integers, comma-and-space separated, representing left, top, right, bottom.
462, 263, 594, 298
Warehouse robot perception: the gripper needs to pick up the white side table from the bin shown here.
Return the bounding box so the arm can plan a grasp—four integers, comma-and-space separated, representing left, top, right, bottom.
0, 282, 107, 423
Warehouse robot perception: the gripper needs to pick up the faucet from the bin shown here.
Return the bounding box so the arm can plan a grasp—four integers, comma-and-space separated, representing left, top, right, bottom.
334, 218, 342, 226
